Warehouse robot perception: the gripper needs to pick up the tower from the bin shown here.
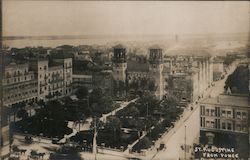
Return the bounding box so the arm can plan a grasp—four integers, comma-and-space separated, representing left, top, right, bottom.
112, 44, 127, 97
148, 46, 164, 100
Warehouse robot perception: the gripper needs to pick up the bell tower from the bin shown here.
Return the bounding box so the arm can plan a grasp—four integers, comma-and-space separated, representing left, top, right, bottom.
148, 46, 164, 100
112, 44, 127, 97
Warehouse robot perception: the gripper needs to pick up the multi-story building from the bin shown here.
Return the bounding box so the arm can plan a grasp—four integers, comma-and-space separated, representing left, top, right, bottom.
200, 94, 249, 159
2, 62, 38, 107
168, 68, 199, 103
164, 55, 213, 102
30, 58, 72, 100
213, 57, 224, 81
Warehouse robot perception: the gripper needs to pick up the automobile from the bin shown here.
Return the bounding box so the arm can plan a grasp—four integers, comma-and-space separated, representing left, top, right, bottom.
52, 138, 60, 144
159, 143, 166, 150
24, 136, 33, 144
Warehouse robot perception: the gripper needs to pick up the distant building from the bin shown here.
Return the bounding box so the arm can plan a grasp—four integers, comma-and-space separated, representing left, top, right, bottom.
72, 59, 113, 95
164, 55, 213, 102
168, 67, 199, 103
213, 57, 224, 81
73, 50, 91, 61
199, 94, 249, 158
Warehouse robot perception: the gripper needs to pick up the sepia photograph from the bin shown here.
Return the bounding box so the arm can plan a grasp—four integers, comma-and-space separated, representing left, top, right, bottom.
0, 1, 250, 160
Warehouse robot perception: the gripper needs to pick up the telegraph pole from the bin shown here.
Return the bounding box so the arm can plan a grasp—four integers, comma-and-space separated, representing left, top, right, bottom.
184, 125, 187, 160
93, 117, 97, 160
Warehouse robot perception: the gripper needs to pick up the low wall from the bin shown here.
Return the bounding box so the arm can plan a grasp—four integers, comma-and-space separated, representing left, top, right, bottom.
13, 133, 52, 144
97, 147, 126, 157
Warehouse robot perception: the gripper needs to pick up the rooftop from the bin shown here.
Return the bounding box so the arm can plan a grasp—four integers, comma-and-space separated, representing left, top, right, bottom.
113, 44, 126, 49
127, 60, 149, 72
149, 44, 163, 50
201, 94, 249, 107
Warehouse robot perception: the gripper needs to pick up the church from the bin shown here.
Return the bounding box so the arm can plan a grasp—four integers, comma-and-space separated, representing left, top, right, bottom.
112, 44, 165, 100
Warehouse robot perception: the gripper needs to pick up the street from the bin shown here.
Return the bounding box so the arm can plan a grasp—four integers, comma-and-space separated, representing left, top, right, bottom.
152, 61, 238, 160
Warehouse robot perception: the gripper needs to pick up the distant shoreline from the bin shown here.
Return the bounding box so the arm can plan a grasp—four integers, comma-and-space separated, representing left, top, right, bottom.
2, 32, 248, 41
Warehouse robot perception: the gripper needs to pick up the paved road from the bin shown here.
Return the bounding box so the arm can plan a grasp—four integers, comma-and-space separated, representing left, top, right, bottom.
151, 102, 200, 160
100, 98, 138, 123
152, 62, 239, 160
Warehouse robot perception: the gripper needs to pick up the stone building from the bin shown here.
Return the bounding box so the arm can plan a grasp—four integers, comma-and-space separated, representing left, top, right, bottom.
112, 45, 165, 100
148, 47, 165, 100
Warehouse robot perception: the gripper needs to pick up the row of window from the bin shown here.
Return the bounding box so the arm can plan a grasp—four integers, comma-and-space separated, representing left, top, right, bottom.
4, 82, 37, 91
5, 89, 38, 100
5, 75, 34, 84
5, 69, 28, 77
205, 120, 247, 132
39, 63, 72, 71
203, 107, 247, 120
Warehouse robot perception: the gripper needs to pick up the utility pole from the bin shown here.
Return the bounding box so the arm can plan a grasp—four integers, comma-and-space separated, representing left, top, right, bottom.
93, 117, 97, 160
184, 125, 187, 160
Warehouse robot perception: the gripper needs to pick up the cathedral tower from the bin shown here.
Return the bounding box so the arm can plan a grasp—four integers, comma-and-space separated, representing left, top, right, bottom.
148, 46, 164, 100
112, 44, 127, 97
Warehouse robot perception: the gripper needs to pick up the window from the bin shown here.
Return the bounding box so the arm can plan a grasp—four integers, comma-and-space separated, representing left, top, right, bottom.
242, 125, 247, 132
236, 124, 241, 131
221, 110, 226, 117
206, 109, 209, 116
222, 122, 226, 129
206, 121, 210, 127
211, 121, 215, 128
236, 112, 241, 119
211, 109, 215, 116
227, 123, 232, 130
227, 111, 232, 118
242, 112, 247, 119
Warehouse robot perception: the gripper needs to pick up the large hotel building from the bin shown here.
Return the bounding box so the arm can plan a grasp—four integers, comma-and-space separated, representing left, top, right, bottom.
0, 57, 73, 159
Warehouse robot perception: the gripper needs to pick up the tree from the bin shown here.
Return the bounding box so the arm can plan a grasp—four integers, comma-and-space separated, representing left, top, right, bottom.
161, 94, 178, 109
148, 81, 156, 91
133, 137, 152, 151
99, 96, 113, 113
11, 102, 26, 122
17, 109, 29, 119
75, 87, 89, 99
106, 116, 121, 130
37, 99, 45, 107
90, 88, 103, 104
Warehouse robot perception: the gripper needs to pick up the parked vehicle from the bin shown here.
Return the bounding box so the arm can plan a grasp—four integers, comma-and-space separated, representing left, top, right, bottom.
24, 136, 33, 144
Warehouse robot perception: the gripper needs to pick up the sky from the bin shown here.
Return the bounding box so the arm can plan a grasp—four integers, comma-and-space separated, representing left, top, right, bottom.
3, 1, 250, 37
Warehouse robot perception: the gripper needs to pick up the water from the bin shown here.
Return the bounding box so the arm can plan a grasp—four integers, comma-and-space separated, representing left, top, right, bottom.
2, 35, 175, 48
